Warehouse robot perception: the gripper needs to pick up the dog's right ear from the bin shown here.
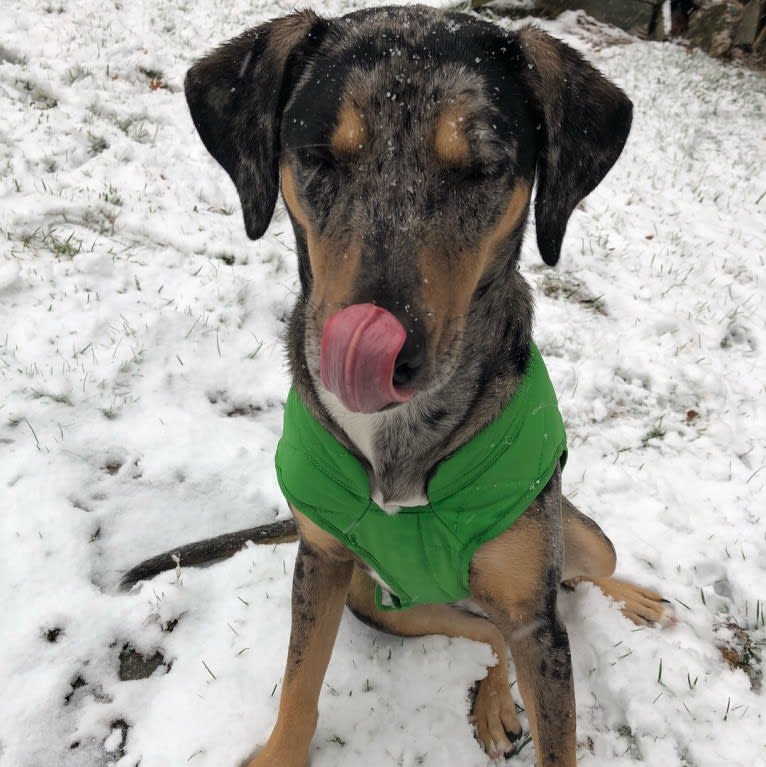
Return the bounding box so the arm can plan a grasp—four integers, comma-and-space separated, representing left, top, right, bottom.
517, 27, 633, 267
185, 11, 328, 240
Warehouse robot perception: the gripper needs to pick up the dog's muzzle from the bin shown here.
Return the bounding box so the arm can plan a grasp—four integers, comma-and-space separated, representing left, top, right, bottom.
320, 303, 416, 413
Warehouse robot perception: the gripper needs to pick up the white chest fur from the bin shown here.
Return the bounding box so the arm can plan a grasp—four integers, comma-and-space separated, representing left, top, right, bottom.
318, 389, 428, 513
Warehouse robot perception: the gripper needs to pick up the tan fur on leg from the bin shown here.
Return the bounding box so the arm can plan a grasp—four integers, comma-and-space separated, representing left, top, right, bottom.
471, 471, 577, 767
245, 512, 354, 767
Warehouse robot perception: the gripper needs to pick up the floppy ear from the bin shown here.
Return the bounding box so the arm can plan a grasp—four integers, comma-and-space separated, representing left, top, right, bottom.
184, 11, 328, 240
518, 27, 633, 266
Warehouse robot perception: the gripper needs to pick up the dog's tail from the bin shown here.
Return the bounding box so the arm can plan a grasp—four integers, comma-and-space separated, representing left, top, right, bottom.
118, 519, 298, 591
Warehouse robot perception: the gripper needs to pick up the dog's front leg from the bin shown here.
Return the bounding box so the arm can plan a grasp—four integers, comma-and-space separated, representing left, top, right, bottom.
470, 469, 576, 767
244, 523, 354, 767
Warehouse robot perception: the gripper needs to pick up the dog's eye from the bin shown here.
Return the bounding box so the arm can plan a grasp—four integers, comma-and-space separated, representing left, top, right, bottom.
462, 160, 506, 184
298, 147, 336, 172
295, 147, 342, 191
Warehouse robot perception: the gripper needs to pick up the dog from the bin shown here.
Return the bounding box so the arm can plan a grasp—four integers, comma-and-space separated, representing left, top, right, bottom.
121, 6, 675, 765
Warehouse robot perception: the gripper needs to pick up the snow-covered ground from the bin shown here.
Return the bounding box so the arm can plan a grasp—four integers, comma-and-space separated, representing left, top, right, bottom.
1, 1, 764, 766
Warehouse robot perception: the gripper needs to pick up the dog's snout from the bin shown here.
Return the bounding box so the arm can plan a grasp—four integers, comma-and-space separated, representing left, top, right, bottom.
320, 304, 415, 413
393, 327, 426, 387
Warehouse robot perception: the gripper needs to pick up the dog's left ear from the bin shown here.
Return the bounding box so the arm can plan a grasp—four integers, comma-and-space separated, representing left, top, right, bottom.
184, 11, 328, 240
518, 27, 633, 266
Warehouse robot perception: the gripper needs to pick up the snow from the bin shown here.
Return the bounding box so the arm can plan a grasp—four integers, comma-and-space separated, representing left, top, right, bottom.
1, 2, 765, 767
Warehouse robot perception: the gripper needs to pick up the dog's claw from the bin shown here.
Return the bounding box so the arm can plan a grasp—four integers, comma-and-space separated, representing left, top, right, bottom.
487, 739, 511, 762
487, 731, 525, 762
587, 577, 678, 628
472, 670, 522, 760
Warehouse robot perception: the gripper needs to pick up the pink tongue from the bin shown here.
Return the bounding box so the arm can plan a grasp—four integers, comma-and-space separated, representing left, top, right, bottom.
320, 304, 414, 413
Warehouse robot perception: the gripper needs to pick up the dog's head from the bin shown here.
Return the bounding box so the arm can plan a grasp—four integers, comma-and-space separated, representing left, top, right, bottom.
185, 7, 631, 414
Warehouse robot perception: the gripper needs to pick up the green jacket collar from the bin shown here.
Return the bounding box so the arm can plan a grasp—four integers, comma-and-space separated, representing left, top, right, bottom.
275, 344, 567, 609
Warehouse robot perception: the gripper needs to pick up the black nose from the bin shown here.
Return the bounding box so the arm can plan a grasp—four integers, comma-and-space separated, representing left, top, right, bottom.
392, 323, 425, 387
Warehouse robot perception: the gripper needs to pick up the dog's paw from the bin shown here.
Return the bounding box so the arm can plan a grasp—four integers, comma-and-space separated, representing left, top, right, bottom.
470, 671, 522, 760
592, 577, 677, 627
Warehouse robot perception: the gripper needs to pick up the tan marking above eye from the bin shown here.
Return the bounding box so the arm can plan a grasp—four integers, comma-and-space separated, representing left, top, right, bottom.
331, 99, 367, 156
433, 107, 471, 166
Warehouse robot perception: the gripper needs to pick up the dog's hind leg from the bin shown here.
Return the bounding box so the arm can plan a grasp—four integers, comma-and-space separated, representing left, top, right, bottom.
346, 567, 523, 761
560, 497, 616, 580
561, 497, 675, 627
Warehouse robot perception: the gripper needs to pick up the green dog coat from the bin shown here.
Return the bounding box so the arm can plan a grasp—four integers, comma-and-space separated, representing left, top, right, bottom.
275, 344, 566, 611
